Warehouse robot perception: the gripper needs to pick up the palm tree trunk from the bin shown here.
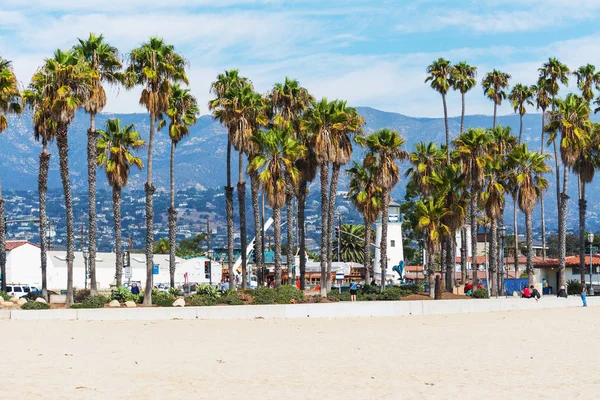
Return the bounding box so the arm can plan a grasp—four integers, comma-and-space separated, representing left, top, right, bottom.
364, 218, 371, 284
579, 177, 586, 285
540, 110, 546, 259
319, 164, 329, 296
327, 163, 341, 291
460, 92, 465, 134
250, 172, 263, 288
273, 205, 282, 287
526, 211, 534, 286
0, 182, 5, 294
518, 113, 523, 144
442, 93, 450, 160
558, 165, 568, 289
143, 112, 156, 306
286, 186, 294, 285
489, 218, 497, 296
57, 127, 75, 306
225, 139, 235, 289
461, 223, 468, 284
513, 198, 519, 281
380, 189, 390, 291
493, 102, 497, 129
169, 140, 177, 288
87, 113, 98, 295
440, 238, 447, 291
113, 186, 123, 287
427, 243, 435, 298
297, 180, 307, 290
238, 151, 248, 289
471, 187, 479, 289
39, 148, 50, 301
446, 235, 454, 292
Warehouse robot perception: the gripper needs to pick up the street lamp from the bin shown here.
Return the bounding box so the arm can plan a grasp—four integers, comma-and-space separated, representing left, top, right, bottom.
83, 249, 89, 290
498, 225, 506, 297
588, 232, 594, 296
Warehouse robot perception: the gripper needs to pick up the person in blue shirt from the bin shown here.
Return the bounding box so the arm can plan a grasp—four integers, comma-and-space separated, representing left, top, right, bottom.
130, 283, 140, 295
350, 281, 358, 302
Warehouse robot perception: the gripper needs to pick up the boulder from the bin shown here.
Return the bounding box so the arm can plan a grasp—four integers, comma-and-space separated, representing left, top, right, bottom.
0, 296, 4, 304
173, 298, 185, 307
10, 297, 20, 304
35, 297, 47, 304
17, 298, 27, 306
108, 300, 121, 308
125, 301, 137, 308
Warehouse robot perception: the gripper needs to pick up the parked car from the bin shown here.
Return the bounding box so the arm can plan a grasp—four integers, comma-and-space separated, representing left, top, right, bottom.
5, 284, 31, 298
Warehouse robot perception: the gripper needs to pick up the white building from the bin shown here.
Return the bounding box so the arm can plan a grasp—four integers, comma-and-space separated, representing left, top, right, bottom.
374, 201, 404, 282
4, 240, 55, 287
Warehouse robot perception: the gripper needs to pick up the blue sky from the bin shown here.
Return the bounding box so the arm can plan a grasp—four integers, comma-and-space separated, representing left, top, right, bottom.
2, 0, 600, 117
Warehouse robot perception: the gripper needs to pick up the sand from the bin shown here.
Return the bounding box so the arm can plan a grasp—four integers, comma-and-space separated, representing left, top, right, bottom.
3, 306, 599, 399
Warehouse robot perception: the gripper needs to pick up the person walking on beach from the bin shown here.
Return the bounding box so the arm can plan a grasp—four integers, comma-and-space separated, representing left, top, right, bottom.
581, 284, 588, 307
349, 281, 358, 302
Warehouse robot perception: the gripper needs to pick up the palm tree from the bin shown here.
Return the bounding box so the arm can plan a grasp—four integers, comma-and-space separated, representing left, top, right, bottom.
449, 61, 477, 134
531, 79, 552, 259
425, 58, 452, 159
208, 70, 248, 289
508, 84, 534, 144
347, 162, 382, 283
482, 70, 511, 129
73, 33, 122, 296
415, 197, 450, 298
23, 76, 53, 300
363, 128, 407, 291
546, 93, 590, 289
37, 50, 94, 306
97, 119, 144, 287
125, 37, 188, 305
574, 64, 600, 103
454, 128, 493, 289
249, 127, 305, 287
270, 78, 313, 285
509, 144, 550, 285
332, 224, 372, 263
159, 84, 198, 288
0, 56, 22, 293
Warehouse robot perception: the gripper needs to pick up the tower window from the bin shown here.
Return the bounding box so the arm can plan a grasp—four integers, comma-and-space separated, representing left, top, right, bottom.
391, 240, 395, 247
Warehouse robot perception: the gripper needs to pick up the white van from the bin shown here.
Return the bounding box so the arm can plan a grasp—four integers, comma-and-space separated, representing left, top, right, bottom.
5, 284, 31, 298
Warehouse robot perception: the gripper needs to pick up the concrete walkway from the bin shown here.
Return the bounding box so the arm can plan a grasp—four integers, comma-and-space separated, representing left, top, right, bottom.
1, 295, 595, 321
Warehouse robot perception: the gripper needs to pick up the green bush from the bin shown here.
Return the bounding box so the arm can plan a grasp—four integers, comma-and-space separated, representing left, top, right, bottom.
74, 289, 91, 303
401, 283, 423, 294
472, 289, 490, 299
152, 292, 175, 307
197, 284, 220, 299
275, 285, 304, 304
111, 287, 142, 304
218, 293, 244, 305
21, 301, 50, 310
169, 287, 184, 297
377, 286, 411, 301
71, 295, 107, 309
327, 291, 350, 301
567, 280, 582, 295
359, 293, 378, 301
360, 284, 380, 295
0, 292, 10, 301
252, 287, 278, 305
185, 294, 216, 307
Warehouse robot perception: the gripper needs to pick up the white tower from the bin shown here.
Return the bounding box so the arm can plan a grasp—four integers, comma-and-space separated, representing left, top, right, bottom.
374, 201, 404, 283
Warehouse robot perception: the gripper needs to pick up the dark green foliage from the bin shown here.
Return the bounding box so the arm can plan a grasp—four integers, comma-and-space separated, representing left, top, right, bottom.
74, 289, 91, 303
472, 289, 490, 299
252, 287, 278, 305
567, 280, 582, 295
377, 286, 411, 300
152, 292, 175, 307
185, 294, 216, 306
111, 286, 142, 303
71, 295, 108, 309
327, 291, 351, 301
310, 294, 323, 303
275, 285, 304, 304
21, 301, 50, 310
360, 284, 380, 295
0, 292, 10, 301
401, 283, 424, 294
218, 294, 244, 305
169, 287, 184, 297
197, 284, 220, 299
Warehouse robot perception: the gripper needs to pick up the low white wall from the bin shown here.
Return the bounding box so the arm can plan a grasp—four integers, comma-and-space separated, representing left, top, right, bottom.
7, 295, 595, 321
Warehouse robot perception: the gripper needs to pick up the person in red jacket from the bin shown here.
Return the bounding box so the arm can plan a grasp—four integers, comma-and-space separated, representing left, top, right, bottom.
522, 286, 531, 298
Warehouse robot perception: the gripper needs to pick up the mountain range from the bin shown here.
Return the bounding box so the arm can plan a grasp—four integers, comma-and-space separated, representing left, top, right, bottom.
2, 107, 599, 232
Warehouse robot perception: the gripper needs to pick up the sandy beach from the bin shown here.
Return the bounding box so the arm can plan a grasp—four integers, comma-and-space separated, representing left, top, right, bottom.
4, 306, 599, 399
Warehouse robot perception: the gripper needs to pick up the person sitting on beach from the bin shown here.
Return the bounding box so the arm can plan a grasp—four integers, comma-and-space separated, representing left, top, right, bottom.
557, 286, 568, 298
522, 286, 531, 298
530, 285, 541, 301
464, 281, 473, 294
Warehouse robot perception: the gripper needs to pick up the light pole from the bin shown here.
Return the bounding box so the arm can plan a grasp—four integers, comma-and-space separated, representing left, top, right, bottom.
588, 232, 594, 296
498, 225, 506, 297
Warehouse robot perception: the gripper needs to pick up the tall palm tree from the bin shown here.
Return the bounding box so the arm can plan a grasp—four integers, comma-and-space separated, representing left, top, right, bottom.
455, 128, 493, 289
159, 84, 198, 288
249, 127, 304, 287
574, 64, 600, 103
509, 144, 550, 285
449, 61, 477, 134
37, 50, 94, 306
363, 128, 407, 291
531, 79, 552, 259
208, 70, 248, 289
270, 78, 313, 285
347, 162, 382, 283
425, 58, 452, 159
0, 56, 22, 293
125, 38, 188, 305
482, 70, 511, 128
97, 119, 144, 287
508, 84, 534, 144
23, 76, 54, 300
73, 33, 121, 295
546, 93, 590, 289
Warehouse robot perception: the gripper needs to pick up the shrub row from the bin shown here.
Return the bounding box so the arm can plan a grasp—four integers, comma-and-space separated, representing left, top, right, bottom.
71, 295, 108, 309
